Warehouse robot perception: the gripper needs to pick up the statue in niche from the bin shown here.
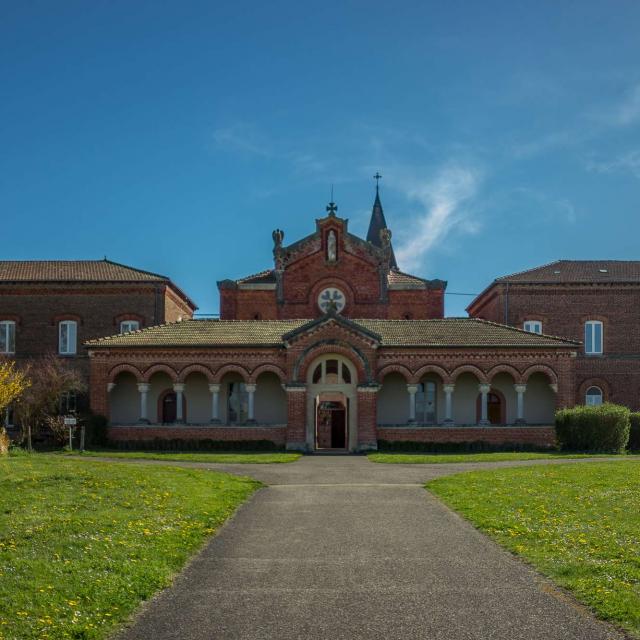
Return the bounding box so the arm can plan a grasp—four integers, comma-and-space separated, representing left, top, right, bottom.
327, 230, 337, 262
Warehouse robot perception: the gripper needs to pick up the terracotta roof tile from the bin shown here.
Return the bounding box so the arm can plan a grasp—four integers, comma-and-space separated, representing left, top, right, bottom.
496, 260, 640, 283
0, 259, 170, 282
236, 269, 276, 284
86, 317, 579, 348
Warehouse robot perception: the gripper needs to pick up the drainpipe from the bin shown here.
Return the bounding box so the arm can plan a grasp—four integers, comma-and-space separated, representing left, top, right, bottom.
504, 282, 510, 326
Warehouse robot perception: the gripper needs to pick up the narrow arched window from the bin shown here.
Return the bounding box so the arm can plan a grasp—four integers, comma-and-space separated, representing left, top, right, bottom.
585, 386, 603, 406
584, 321, 603, 355
59, 320, 77, 355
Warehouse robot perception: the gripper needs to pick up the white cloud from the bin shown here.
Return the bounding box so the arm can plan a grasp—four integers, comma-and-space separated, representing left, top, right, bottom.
212, 123, 273, 158
586, 150, 640, 179
395, 165, 482, 273
608, 84, 640, 127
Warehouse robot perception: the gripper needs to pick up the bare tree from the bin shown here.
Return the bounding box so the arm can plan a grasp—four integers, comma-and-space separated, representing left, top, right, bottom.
15, 355, 86, 450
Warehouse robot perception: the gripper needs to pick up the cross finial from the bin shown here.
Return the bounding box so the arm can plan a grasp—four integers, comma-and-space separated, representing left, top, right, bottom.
374, 172, 382, 192
326, 200, 338, 216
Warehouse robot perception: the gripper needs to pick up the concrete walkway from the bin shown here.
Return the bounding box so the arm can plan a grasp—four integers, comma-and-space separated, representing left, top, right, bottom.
115, 456, 627, 640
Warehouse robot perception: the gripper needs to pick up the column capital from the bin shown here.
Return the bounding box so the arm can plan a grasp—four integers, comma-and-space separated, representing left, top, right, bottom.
514, 384, 527, 394
107, 382, 116, 393
443, 383, 455, 393
208, 383, 221, 393
173, 383, 185, 393
244, 383, 257, 393
406, 384, 420, 395
549, 383, 558, 393
137, 383, 150, 393
478, 383, 491, 394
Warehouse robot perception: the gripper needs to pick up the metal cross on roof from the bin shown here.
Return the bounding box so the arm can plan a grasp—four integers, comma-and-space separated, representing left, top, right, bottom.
326, 201, 338, 216
374, 172, 382, 189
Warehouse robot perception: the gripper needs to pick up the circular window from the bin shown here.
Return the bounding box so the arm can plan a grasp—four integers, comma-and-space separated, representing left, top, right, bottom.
317, 287, 346, 314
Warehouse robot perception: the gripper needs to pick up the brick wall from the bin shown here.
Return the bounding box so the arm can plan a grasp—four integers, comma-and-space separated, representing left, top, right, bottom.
378, 426, 556, 447
468, 282, 640, 408
108, 425, 286, 444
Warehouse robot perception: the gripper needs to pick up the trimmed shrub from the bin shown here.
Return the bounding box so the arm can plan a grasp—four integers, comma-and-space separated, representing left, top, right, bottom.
85, 414, 109, 447
555, 403, 630, 453
377, 440, 553, 453
107, 438, 281, 452
628, 413, 640, 452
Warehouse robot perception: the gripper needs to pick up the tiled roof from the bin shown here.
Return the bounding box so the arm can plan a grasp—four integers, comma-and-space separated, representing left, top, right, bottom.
0, 259, 197, 309
386, 270, 426, 286
0, 259, 170, 282
236, 269, 277, 285
495, 260, 640, 283
86, 317, 579, 348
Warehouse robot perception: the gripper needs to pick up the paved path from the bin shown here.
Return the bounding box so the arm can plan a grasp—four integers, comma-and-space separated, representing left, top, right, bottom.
114, 456, 628, 640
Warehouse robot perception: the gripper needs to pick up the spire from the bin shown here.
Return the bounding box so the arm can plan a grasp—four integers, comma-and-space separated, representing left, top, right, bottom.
366, 173, 397, 269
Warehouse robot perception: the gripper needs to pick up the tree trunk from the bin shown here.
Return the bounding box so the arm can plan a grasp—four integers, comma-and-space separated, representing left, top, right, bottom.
0, 427, 9, 456
27, 423, 32, 452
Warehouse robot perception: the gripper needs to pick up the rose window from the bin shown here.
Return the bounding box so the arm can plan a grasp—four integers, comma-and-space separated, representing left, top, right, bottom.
317, 287, 346, 314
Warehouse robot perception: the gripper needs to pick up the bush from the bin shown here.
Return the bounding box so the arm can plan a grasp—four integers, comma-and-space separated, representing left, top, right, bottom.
107, 438, 281, 452
377, 440, 553, 453
85, 414, 109, 447
555, 403, 631, 453
628, 413, 640, 452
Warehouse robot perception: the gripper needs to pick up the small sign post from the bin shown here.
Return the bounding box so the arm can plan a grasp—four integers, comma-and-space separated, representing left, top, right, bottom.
64, 416, 77, 451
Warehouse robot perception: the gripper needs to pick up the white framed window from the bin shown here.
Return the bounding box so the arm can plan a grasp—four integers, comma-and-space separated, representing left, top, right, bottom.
585, 386, 603, 406
58, 320, 77, 355
59, 391, 77, 414
310, 357, 354, 385
120, 320, 140, 334
584, 320, 603, 355
523, 320, 542, 334
0, 321, 16, 354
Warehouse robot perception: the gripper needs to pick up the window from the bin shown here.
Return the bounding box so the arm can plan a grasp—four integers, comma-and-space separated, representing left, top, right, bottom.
59, 391, 77, 414
120, 320, 140, 334
0, 321, 15, 354
228, 382, 248, 424
523, 320, 542, 334
415, 381, 437, 424
584, 320, 603, 355
585, 386, 603, 406
310, 356, 354, 385
59, 320, 77, 355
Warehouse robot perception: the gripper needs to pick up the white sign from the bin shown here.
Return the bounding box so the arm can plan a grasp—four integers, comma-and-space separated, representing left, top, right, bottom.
64, 417, 77, 426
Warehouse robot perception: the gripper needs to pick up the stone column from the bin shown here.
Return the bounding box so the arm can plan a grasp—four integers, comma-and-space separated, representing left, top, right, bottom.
443, 383, 455, 425
107, 382, 116, 393
284, 384, 307, 451
515, 384, 527, 424
173, 383, 185, 424
478, 384, 491, 426
209, 383, 221, 423
245, 383, 257, 424
137, 383, 150, 424
357, 384, 380, 452
407, 384, 419, 424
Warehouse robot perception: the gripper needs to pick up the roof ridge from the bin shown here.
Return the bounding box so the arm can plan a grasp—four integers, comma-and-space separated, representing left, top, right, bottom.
470, 317, 580, 344
495, 259, 562, 282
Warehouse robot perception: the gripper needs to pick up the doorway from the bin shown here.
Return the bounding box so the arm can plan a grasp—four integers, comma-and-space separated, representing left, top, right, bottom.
159, 391, 187, 424
476, 390, 504, 425
316, 397, 348, 450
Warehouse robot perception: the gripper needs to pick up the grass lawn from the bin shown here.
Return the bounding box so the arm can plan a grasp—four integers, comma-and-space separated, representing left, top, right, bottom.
368, 451, 631, 464
0, 453, 260, 640
428, 461, 640, 637
65, 450, 302, 463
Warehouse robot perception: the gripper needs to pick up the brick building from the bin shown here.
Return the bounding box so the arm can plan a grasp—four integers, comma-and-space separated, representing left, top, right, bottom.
467, 260, 640, 410
0, 259, 196, 421
87, 193, 577, 451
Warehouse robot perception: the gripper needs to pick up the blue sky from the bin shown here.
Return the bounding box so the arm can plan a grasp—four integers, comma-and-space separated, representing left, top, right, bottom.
2, 1, 640, 316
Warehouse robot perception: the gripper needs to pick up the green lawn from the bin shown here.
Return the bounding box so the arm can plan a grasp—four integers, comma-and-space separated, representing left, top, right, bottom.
368, 451, 630, 464
428, 461, 640, 637
0, 454, 260, 640
66, 450, 302, 463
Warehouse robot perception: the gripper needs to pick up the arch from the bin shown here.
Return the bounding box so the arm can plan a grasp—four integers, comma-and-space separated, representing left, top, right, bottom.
213, 363, 250, 383
307, 354, 357, 385
249, 364, 287, 384
142, 363, 178, 382
157, 389, 187, 424
412, 364, 451, 384
476, 388, 506, 424
522, 364, 558, 386
294, 340, 371, 383
178, 364, 214, 383
450, 364, 488, 384
377, 364, 413, 383
108, 363, 143, 383
578, 377, 610, 402
487, 364, 523, 384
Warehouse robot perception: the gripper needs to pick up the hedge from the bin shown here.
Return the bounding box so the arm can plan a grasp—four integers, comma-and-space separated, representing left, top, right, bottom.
629, 412, 640, 452
555, 403, 630, 453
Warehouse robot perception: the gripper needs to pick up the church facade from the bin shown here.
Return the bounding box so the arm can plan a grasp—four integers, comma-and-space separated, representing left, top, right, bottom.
87, 192, 579, 451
